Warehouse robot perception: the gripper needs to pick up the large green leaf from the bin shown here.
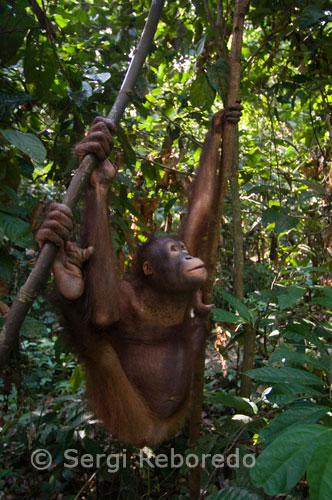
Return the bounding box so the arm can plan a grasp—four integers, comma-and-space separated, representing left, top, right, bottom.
222, 291, 252, 322
246, 366, 324, 386
277, 286, 305, 310
266, 383, 324, 405
299, 5, 325, 28
311, 296, 332, 309
308, 443, 332, 500
212, 308, 247, 324
0, 210, 33, 248
206, 58, 229, 101
301, 179, 326, 195
283, 321, 326, 350
70, 365, 84, 393
0, 2, 37, 63
0, 180, 20, 203
251, 424, 332, 495
207, 391, 257, 414
258, 405, 330, 444
21, 317, 48, 338
261, 206, 299, 235
24, 30, 57, 97
269, 344, 328, 371
190, 74, 215, 109
0, 129, 46, 164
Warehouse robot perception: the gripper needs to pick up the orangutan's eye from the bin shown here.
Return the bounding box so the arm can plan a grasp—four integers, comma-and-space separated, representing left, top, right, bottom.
170, 245, 177, 252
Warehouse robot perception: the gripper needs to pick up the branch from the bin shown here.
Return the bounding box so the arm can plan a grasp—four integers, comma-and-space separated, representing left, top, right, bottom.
27, 0, 57, 39
230, 132, 244, 300
0, 0, 165, 368
204, 0, 249, 303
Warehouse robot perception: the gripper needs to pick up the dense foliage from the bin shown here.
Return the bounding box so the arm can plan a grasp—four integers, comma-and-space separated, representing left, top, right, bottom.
0, 0, 331, 498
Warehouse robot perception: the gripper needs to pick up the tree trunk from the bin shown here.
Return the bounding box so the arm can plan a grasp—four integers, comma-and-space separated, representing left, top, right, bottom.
240, 324, 256, 397
230, 132, 244, 301
189, 1, 249, 498
230, 130, 257, 398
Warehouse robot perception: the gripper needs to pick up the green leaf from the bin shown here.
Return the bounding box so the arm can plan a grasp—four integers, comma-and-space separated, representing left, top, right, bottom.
112, 215, 130, 234
267, 383, 324, 405
74, 9, 89, 23
0, 2, 36, 63
190, 74, 215, 109
261, 207, 299, 235
269, 344, 328, 371
246, 366, 324, 386
322, 287, 332, 299
0, 129, 46, 164
250, 424, 332, 495
207, 391, 256, 414
70, 366, 84, 393
302, 266, 332, 274
300, 5, 325, 28
66, 64, 83, 90
0, 247, 14, 283
314, 324, 332, 340
0, 210, 33, 248
206, 58, 229, 101
195, 36, 206, 57
193, 433, 219, 458
277, 286, 305, 310
0, 185, 19, 204
24, 30, 57, 97
54, 14, 69, 28
259, 405, 330, 444
114, 172, 134, 189
206, 487, 263, 500
283, 321, 326, 350
19, 160, 34, 179
301, 179, 326, 195
222, 291, 251, 321
212, 308, 247, 324
311, 296, 332, 308
307, 443, 332, 500
141, 161, 159, 182
21, 317, 48, 338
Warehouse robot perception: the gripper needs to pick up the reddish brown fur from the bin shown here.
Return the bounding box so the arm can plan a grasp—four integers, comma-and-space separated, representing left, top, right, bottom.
58, 275, 204, 446
61, 309, 189, 446
36, 107, 241, 445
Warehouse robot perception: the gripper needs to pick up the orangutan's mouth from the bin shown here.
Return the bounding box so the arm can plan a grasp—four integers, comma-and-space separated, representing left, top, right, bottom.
188, 265, 205, 272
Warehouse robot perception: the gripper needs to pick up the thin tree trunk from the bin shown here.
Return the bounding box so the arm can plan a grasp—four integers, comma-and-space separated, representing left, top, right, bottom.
189, 2, 249, 498
0, 0, 165, 368
240, 324, 256, 397
230, 118, 256, 399
230, 132, 244, 301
